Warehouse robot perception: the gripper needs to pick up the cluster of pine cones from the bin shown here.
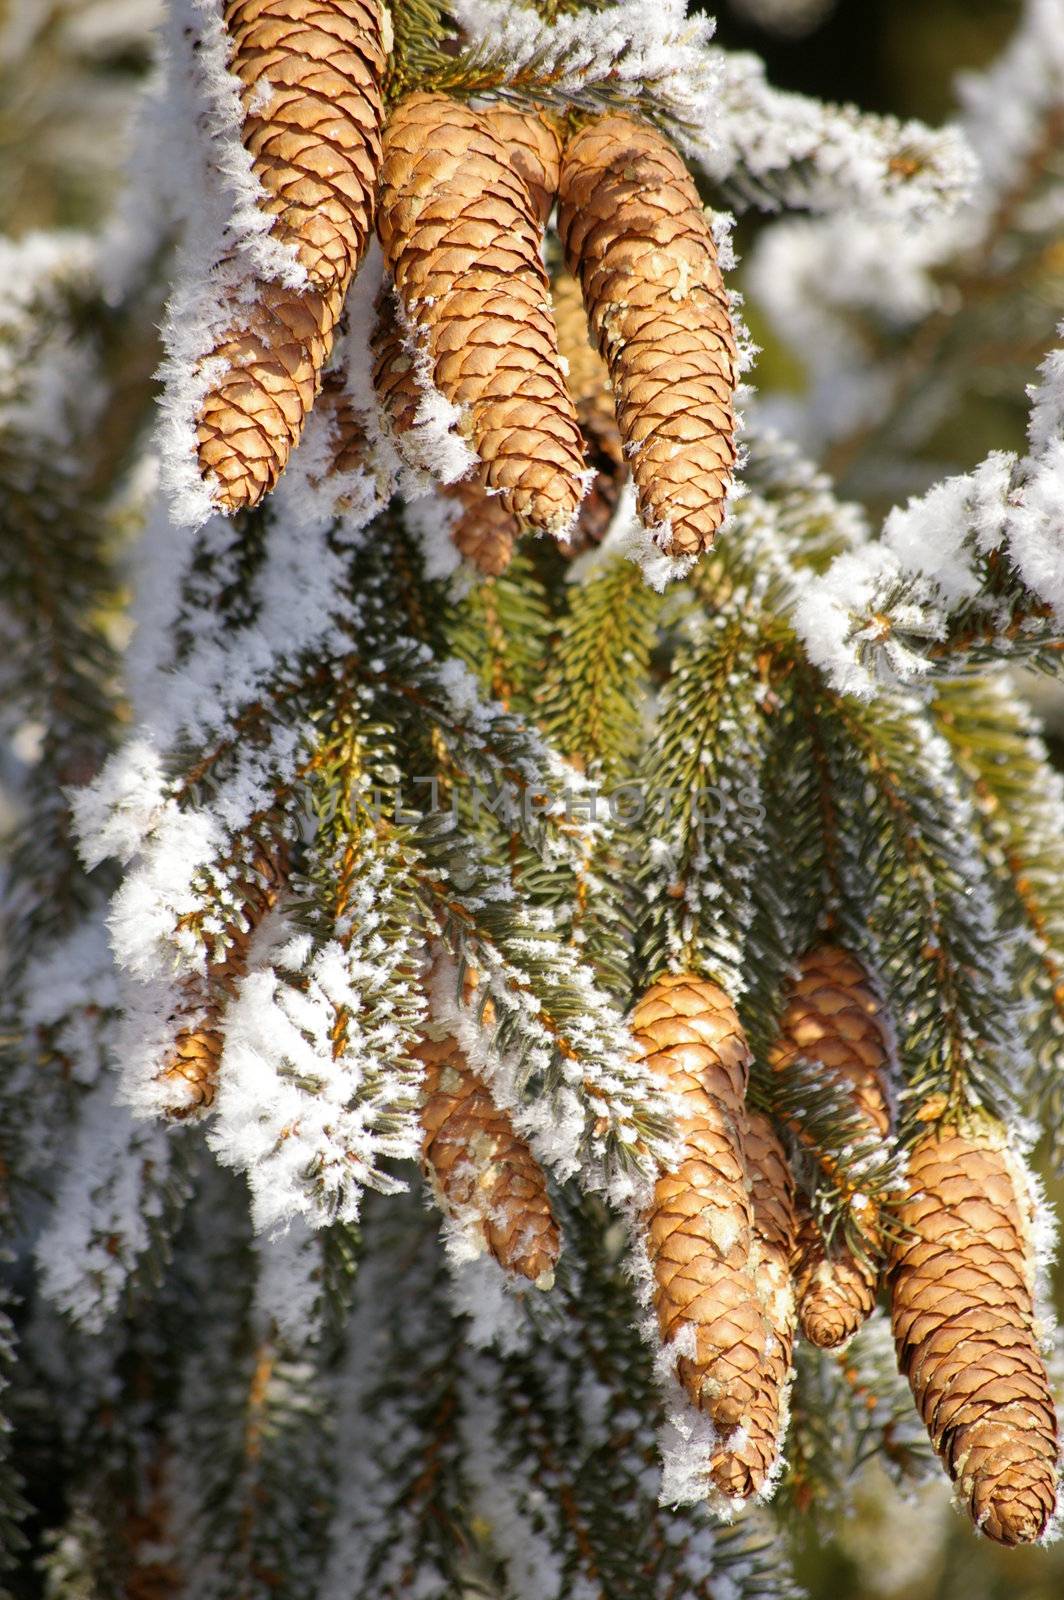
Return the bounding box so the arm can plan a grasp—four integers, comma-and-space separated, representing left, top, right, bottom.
161, 836, 1060, 1547
192, 0, 738, 563
418, 953, 1057, 1545
177, 0, 1058, 1552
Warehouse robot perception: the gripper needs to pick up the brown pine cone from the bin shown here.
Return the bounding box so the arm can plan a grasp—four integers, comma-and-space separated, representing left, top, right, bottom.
792, 1203, 880, 1350
769, 944, 893, 1319
637, 973, 780, 1501
416, 1028, 560, 1284
161, 842, 288, 1117
223, 0, 386, 291
552, 270, 627, 554
195, 275, 346, 513
376, 92, 586, 535
770, 946, 892, 1144
446, 480, 520, 576
193, 1, 385, 513
740, 1111, 798, 1491
313, 369, 369, 478
370, 281, 421, 445
888, 1109, 1059, 1545
557, 115, 738, 557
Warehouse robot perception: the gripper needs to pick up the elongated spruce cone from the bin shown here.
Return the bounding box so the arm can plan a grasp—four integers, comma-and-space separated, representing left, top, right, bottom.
792, 1204, 879, 1350
161, 842, 288, 1117
558, 115, 738, 556
770, 946, 892, 1145
770, 943, 893, 1344
194, 1, 385, 512
743, 1112, 798, 1487
446, 480, 520, 576
552, 270, 627, 553
377, 93, 586, 535
417, 1029, 560, 1285
224, 0, 386, 291
888, 1111, 1058, 1544
637, 974, 781, 1501
196, 277, 346, 511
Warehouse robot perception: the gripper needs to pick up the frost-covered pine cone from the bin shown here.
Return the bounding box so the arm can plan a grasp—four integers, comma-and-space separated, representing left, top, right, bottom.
160, 841, 288, 1118
636, 974, 783, 1502
194, 277, 346, 512
193, 0, 386, 513
888, 1107, 1059, 1545
224, 0, 386, 291
557, 114, 738, 556
416, 1026, 560, 1285
376, 93, 586, 535
769, 944, 893, 1344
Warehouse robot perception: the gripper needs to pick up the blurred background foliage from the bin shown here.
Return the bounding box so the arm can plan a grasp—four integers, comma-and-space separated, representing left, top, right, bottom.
1, 2, 1061, 1596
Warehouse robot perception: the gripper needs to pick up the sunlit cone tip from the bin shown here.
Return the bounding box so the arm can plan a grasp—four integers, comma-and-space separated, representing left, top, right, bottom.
416, 1028, 560, 1284
557, 114, 739, 557
377, 92, 586, 533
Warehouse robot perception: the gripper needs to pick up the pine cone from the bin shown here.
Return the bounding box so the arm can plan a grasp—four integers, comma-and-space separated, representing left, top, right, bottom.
742, 1111, 798, 1488
552, 270, 627, 553
376, 93, 586, 535
888, 1109, 1058, 1544
160, 843, 287, 1117
195, 276, 346, 513
314, 369, 369, 479
637, 974, 781, 1501
792, 1203, 879, 1350
770, 946, 892, 1143
769, 943, 892, 1323
416, 1028, 560, 1284
193, 1, 385, 512
370, 281, 421, 444
446, 480, 520, 576
223, 0, 386, 291
557, 115, 738, 557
